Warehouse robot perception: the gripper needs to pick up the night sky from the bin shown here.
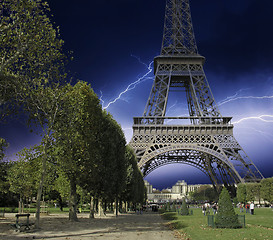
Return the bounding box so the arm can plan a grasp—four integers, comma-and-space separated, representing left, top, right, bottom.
1, 0, 273, 190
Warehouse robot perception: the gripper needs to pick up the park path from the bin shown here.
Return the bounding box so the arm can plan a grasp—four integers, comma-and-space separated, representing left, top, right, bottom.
0, 212, 181, 240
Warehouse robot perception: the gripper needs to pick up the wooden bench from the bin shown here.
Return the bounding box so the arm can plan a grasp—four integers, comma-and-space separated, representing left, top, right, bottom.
11, 214, 34, 232
40, 205, 49, 215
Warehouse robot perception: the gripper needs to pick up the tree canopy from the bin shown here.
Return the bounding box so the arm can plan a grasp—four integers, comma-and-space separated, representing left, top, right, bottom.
0, 0, 146, 227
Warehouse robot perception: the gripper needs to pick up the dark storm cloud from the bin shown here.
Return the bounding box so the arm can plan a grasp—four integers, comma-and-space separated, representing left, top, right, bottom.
192, 0, 273, 76
2, 0, 273, 188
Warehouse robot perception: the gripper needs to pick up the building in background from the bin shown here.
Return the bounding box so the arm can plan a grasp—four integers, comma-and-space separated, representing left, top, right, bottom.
144, 180, 212, 203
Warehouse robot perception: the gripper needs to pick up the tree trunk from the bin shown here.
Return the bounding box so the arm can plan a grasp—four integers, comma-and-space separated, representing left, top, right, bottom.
104, 201, 107, 213
89, 196, 94, 219
18, 196, 23, 214
58, 195, 63, 211
69, 179, 78, 221
115, 198, 119, 217
35, 142, 48, 229
98, 199, 104, 217
125, 202, 128, 213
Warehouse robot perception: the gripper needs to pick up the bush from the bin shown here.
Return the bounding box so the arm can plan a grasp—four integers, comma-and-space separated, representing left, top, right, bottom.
215, 187, 241, 228
165, 202, 171, 211
180, 198, 189, 215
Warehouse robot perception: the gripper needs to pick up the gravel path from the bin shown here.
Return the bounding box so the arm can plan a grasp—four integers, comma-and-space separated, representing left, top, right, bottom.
0, 212, 181, 240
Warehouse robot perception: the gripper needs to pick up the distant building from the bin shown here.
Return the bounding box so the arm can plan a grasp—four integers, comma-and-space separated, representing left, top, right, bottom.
144, 180, 212, 203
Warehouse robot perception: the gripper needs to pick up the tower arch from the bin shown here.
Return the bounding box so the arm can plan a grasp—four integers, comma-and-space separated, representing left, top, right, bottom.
139, 144, 243, 186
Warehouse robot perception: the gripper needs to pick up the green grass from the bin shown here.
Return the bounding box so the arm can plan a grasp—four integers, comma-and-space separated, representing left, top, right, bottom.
161, 207, 273, 240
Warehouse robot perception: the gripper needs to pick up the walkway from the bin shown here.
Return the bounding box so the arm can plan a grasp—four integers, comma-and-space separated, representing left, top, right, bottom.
0, 212, 181, 240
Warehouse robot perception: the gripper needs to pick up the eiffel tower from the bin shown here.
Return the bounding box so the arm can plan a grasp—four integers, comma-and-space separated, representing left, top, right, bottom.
129, 0, 264, 186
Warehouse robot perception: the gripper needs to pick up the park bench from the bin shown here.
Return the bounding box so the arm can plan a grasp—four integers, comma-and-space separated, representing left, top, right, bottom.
11, 213, 34, 232
40, 205, 49, 215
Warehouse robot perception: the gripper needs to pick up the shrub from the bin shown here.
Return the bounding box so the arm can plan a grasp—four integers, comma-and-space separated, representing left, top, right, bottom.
215, 187, 241, 228
180, 198, 189, 215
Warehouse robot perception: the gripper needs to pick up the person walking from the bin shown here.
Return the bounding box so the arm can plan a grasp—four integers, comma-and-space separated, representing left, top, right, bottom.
250, 202, 255, 215
239, 203, 244, 213
245, 203, 250, 213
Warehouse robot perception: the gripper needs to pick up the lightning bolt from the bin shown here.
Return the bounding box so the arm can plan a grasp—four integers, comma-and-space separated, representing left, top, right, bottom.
101, 56, 154, 110
233, 115, 273, 124
217, 88, 251, 106
218, 95, 273, 107
218, 90, 273, 127
165, 101, 179, 116
99, 90, 105, 106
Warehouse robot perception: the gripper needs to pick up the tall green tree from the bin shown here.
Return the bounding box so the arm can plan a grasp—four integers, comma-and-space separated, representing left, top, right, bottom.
7, 147, 41, 213
0, 138, 8, 161
122, 146, 146, 207
53, 81, 102, 221
246, 183, 260, 203
0, 0, 67, 119
0, 161, 15, 207
1, 0, 68, 228
53, 170, 70, 210
191, 185, 218, 202
236, 183, 247, 203
260, 178, 273, 204
84, 110, 127, 216
181, 198, 189, 215
100, 111, 127, 215
27, 84, 69, 228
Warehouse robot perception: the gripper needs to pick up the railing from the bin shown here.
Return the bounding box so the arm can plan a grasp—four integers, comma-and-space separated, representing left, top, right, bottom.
133, 116, 233, 126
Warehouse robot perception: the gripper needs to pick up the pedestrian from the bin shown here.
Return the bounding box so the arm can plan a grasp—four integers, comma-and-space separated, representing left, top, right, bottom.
245, 203, 250, 213
202, 205, 206, 216
239, 203, 244, 213
250, 202, 255, 215
212, 204, 217, 214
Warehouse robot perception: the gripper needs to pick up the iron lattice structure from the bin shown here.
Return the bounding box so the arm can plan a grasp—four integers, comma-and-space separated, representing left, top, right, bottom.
129, 0, 264, 186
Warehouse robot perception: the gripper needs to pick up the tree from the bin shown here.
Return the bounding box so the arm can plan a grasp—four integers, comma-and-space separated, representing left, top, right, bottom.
0, 138, 8, 161
87, 110, 127, 216
101, 111, 127, 215
0, 0, 67, 119
180, 198, 189, 215
0, 161, 17, 207
191, 185, 218, 202
215, 187, 241, 228
122, 146, 146, 208
260, 178, 273, 204
246, 183, 260, 203
7, 147, 41, 213
236, 183, 247, 204
1, 0, 68, 228
52, 81, 102, 221
53, 170, 70, 211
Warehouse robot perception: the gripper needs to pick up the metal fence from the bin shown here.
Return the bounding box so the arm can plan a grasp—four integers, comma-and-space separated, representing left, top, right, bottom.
238, 214, 245, 228
207, 215, 215, 228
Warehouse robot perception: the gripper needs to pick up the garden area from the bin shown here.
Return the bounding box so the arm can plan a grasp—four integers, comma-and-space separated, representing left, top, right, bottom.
161, 207, 273, 240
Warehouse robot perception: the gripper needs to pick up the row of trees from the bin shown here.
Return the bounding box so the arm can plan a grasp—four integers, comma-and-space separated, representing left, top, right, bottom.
236, 178, 273, 204
188, 178, 273, 205
189, 185, 219, 202
0, 0, 146, 228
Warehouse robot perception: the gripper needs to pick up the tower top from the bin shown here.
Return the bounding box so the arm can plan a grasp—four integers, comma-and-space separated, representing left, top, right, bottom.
161, 0, 198, 56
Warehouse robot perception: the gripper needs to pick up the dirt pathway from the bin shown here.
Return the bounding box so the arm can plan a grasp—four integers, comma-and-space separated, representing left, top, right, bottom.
0, 212, 181, 240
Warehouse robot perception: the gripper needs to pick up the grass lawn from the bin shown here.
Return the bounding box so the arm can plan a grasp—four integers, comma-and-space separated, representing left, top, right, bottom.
161, 207, 273, 240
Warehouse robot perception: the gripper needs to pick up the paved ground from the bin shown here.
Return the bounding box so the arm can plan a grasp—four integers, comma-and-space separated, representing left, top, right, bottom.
0, 212, 182, 240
